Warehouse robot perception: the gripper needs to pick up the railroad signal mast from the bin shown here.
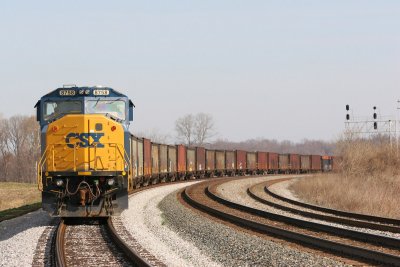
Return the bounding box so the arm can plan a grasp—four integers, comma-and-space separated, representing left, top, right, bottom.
344, 104, 398, 149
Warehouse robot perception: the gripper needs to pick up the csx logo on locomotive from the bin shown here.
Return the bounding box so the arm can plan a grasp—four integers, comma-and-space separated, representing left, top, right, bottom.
65, 133, 105, 148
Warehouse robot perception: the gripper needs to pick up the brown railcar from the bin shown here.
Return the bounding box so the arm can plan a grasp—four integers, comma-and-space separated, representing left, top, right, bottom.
311, 155, 322, 172
196, 147, 206, 178
143, 138, 152, 185
177, 145, 186, 179
151, 143, 160, 183
206, 149, 216, 177
268, 152, 279, 173
167, 145, 177, 181
279, 154, 290, 173
186, 147, 196, 178
247, 152, 257, 175
300, 155, 311, 173
159, 144, 168, 182
225, 150, 236, 176
257, 152, 267, 174
289, 154, 300, 173
130, 136, 139, 188
236, 150, 247, 175
215, 150, 226, 176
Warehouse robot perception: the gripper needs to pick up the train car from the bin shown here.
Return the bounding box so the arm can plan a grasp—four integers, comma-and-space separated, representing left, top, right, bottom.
131, 136, 139, 189
257, 152, 267, 175
279, 154, 290, 173
268, 152, 279, 174
196, 147, 206, 178
300, 155, 311, 173
137, 138, 144, 185
35, 86, 134, 217
159, 144, 168, 182
311, 155, 322, 172
289, 154, 300, 174
167, 145, 177, 181
246, 152, 257, 175
236, 150, 247, 175
151, 143, 160, 184
206, 149, 216, 177
143, 138, 152, 185
177, 145, 187, 180
321, 156, 332, 172
186, 147, 196, 179
225, 150, 236, 176
215, 150, 226, 176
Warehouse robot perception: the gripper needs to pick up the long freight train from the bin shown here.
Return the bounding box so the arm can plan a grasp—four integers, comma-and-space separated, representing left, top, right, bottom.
36, 86, 338, 217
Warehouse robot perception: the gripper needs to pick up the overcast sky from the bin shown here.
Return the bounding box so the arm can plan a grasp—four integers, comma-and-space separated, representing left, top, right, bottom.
1, 1, 399, 142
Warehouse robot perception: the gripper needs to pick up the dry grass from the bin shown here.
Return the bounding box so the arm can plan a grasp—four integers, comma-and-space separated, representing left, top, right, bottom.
290, 137, 400, 219
0, 182, 41, 212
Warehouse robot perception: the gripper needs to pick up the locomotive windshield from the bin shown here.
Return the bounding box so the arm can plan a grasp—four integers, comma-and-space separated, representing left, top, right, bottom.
44, 101, 82, 121
85, 99, 126, 120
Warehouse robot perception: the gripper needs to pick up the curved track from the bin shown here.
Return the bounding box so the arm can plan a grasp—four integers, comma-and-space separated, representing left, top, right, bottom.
54, 218, 155, 267
248, 179, 400, 233
182, 178, 400, 266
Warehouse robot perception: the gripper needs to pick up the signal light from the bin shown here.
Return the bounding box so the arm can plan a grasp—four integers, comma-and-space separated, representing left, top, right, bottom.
346, 105, 350, 111
346, 114, 350, 121
374, 122, 378, 130
52, 126, 59, 132
111, 126, 116, 131
373, 113, 377, 120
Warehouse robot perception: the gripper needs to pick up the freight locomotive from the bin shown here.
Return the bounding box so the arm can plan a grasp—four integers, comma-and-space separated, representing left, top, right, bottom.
36, 86, 337, 217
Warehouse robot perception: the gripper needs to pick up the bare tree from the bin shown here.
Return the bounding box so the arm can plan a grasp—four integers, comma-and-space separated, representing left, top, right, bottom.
175, 114, 195, 146
175, 113, 216, 146
194, 113, 215, 146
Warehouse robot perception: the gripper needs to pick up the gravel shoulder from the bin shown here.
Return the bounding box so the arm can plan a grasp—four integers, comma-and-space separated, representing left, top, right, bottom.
0, 209, 53, 267
122, 179, 348, 266
121, 182, 221, 267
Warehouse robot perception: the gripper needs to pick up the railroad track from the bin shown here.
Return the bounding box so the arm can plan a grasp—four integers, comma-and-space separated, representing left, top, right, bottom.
247, 178, 400, 234
53, 217, 159, 267
262, 177, 400, 226
182, 178, 400, 266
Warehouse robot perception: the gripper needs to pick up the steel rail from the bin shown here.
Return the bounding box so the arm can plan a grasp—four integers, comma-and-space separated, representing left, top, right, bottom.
55, 220, 67, 267
248, 182, 400, 233
206, 185, 400, 248
264, 179, 400, 226
105, 217, 153, 267
182, 184, 400, 266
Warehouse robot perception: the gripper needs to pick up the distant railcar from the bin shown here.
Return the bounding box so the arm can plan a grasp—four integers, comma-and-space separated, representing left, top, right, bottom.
268, 152, 279, 174
236, 150, 247, 175
257, 152, 267, 175
246, 152, 257, 175
206, 149, 216, 177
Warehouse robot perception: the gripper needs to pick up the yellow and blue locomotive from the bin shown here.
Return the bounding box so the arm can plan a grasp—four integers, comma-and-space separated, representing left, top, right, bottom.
35, 86, 134, 217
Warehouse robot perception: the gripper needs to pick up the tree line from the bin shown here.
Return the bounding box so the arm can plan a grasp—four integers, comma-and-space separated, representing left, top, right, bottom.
0, 115, 40, 183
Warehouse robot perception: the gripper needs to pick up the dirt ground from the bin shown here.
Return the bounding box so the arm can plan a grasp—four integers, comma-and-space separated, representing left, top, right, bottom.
0, 182, 41, 211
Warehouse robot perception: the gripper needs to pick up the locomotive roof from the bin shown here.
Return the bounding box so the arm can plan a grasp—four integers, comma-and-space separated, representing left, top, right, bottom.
40, 86, 128, 99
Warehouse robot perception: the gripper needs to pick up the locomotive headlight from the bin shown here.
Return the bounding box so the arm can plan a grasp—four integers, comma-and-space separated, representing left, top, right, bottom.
55, 179, 64, 187
107, 178, 115, 186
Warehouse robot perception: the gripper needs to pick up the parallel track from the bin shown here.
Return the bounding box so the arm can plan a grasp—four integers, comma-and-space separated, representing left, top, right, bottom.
182, 179, 400, 266
264, 178, 400, 226
54, 218, 153, 267
247, 180, 400, 233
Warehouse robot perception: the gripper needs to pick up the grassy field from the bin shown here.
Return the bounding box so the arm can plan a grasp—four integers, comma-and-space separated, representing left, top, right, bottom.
0, 182, 41, 211
290, 173, 400, 219
290, 138, 400, 219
